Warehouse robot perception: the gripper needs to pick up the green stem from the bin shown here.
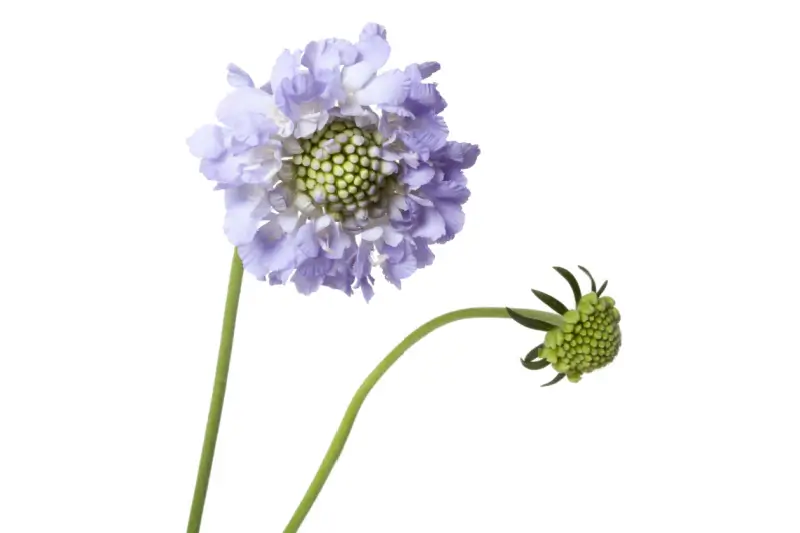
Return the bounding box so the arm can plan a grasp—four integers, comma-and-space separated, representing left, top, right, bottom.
281, 306, 563, 533
186, 250, 245, 533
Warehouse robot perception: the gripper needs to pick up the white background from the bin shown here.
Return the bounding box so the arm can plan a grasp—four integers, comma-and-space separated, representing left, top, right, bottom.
1, 1, 799, 532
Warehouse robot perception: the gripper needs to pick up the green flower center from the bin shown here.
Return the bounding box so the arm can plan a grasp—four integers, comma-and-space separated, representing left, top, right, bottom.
541, 293, 622, 382
291, 120, 398, 223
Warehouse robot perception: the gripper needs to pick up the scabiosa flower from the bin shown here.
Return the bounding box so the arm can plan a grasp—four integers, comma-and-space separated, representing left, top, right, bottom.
187, 23, 479, 301
510, 267, 622, 385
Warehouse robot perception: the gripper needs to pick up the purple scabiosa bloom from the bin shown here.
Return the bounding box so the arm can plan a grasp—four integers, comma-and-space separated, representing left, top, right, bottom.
187, 23, 479, 301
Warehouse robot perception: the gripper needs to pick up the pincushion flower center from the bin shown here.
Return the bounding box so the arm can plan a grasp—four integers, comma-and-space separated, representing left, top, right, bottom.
291, 120, 399, 223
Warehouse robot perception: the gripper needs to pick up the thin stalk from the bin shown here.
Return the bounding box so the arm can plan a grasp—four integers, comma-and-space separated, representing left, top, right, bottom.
186, 250, 244, 533
282, 306, 563, 533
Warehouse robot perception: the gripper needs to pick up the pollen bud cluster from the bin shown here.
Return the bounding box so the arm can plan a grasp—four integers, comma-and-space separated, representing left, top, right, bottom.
291, 120, 398, 225
541, 293, 622, 382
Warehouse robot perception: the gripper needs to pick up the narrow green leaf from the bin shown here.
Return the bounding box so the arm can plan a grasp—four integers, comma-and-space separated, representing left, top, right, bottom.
541, 373, 566, 387
553, 267, 582, 305
522, 344, 544, 364
506, 308, 557, 332
531, 289, 569, 315
578, 266, 597, 293
522, 358, 551, 370
597, 280, 608, 296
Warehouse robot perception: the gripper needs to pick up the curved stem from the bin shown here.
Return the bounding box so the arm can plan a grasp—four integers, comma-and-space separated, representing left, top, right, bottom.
281, 306, 562, 533
186, 250, 244, 533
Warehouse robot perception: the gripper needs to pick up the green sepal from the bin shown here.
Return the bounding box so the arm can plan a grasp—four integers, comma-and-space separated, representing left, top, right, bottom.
541, 373, 566, 387
521, 344, 550, 369
522, 358, 551, 370
597, 280, 608, 296
522, 344, 544, 363
531, 289, 569, 315
578, 265, 597, 293
553, 267, 582, 305
505, 308, 558, 332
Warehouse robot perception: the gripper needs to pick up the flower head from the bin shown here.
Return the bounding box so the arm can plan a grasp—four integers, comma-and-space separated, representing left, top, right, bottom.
187, 23, 479, 300
509, 267, 622, 386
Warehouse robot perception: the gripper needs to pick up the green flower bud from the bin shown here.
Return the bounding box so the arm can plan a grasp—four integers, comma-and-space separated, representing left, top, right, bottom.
514, 266, 622, 386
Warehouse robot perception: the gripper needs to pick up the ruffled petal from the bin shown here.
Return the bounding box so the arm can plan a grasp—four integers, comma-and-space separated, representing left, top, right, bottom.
408, 192, 434, 207
436, 201, 465, 238
400, 164, 435, 189
354, 108, 380, 128
382, 224, 404, 246
187, 125, 225, 159
227, 64, 254, 88
294, 110, 328, 138
223, 185, 270, 245
200, 154, 240, 184
314, 214, 333, 232
352, 241, 373, 277
302, 38, 358, 74
292, 257, 331, 294
399, 113, 449, 156
435, 141, 480, 169
359, 281, 375, 302
417, 61, 440, 79
357, 31, 390, 69
268, 185, 292, 211
413, 238, 435, 268
270, 49, 302, 93
242, 158, 281, 185
216, 87, 276, 129
268, 269, 292, 285
380, 241, 417, 288
322, 257, 356, 297
293, 222, 321, 260
360, 23, 387, 41
360, 226, 383, 241
338, 101, 365, 117
277, 211, 300, 233
378, 104, 416, 118
341, 26, 390, 91
407, 82, 447, 115
341, 62, 377, 93
422, 175, 471, 204
265, 239, 299, 273
412, 207, 446, 241
324, 226, 352, 259
238, 220, 297, 279
355, 70, 410, 107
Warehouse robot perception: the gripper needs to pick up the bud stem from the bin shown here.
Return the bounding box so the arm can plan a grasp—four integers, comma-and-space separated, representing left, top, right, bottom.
281, 306, 562, 533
